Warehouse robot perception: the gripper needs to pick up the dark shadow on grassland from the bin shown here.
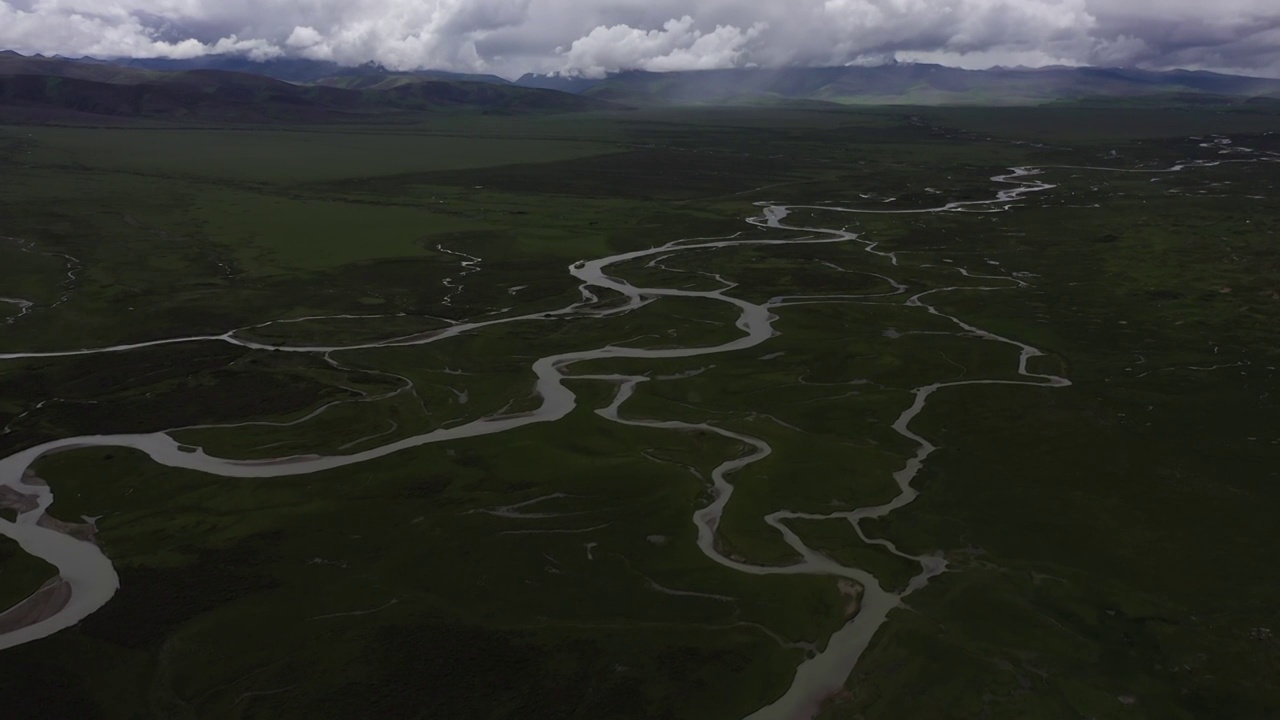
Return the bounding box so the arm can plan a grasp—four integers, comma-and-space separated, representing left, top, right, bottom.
0, 346, 363, 456
282, 622, 684, 720
911, 103, 1280, 142
0, 659, 104, 720
0, 534, 280, 720
322, 147, 802, 201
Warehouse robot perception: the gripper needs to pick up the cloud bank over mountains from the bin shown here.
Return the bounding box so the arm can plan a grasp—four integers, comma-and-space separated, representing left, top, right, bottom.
3, 0, 1279, 78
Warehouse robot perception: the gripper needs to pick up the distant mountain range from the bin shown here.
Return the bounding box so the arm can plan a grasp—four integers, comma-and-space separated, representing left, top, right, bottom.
3, 50, 1280, 124
0, 51, 608, 123
518, 64, 1280, 106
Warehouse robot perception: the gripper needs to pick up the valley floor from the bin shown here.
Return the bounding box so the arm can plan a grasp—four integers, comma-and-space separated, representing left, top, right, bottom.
0, 105, 1277, 719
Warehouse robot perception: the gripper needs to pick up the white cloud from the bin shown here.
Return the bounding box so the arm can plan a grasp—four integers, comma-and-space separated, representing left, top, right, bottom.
285, 26, 323, 49
1, 0, 1278, 78
557, 16, 765, 77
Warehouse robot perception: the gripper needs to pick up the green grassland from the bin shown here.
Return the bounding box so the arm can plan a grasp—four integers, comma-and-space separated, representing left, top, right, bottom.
0, 537, 56, 611
0, 104, 1278, 719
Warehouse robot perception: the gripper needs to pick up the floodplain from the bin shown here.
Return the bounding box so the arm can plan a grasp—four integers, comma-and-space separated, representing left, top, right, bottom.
1, 104, 1278, 719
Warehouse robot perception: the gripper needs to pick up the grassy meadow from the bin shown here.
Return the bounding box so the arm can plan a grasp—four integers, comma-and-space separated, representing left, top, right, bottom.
0, 104, 1278, 719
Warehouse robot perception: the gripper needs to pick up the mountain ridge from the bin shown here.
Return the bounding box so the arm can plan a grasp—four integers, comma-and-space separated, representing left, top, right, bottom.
514, 64, 1280, 105
0, 53, 615, 124
4, 51, 1280, 114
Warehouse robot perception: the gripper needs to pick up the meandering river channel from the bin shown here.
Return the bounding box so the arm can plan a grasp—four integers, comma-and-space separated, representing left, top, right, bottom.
0, 144, 1268, 718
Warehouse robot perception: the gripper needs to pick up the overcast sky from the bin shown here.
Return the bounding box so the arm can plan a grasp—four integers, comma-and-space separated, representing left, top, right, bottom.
3, 0, 1279, 79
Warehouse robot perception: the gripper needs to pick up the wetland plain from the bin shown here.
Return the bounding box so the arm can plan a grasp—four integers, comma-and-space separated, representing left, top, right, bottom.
1, 105, 1279, 719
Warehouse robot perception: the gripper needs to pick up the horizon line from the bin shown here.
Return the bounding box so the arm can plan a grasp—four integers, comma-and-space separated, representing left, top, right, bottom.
3, 49, 1278, 84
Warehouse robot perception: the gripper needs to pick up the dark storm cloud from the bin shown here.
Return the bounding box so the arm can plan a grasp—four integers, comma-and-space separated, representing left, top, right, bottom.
2, 0, 1278, 78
